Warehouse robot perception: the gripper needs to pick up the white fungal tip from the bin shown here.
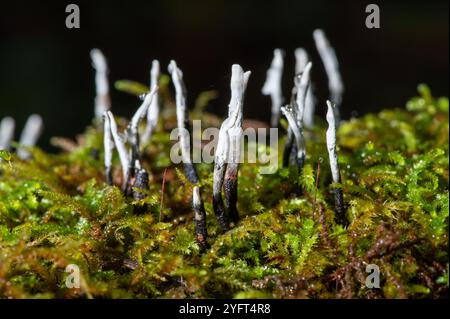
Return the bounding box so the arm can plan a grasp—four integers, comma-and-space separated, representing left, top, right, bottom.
273, 49, 284, 66
91, 48, 110, 117
231, 64, 244, 77
231, 64, 251, 91
90, 48, 108, 72
17, 114, 43, 159
294, 48, 309, 74
0, 117, 15, 150
243, 71, 251, 85
262, 49, 284, 95
313, 28, 343, 108
229, 64, 251, 117
22, 114, 43, 139
168, 60, 180, 75
313, 29, 326, 43
295, 48, 308, 59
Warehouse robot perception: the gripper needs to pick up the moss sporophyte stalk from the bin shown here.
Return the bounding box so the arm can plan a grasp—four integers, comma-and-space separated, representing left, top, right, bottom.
0, 29, 448, 299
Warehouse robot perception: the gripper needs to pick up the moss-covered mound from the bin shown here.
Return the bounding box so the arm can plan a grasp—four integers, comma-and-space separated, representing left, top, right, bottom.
0, 85, 448, 298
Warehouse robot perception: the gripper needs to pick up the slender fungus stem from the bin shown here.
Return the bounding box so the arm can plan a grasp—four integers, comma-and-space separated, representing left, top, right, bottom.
0, 117, 15, 151
17, 114, 43, 160
107, 111, 130, 192
143, 60, 160, 144
168, 60, 208, 247
133, 168, 150, 214
281, 62, 312, 193
283, 61, 312, 168
262, 49, 284, 128
214, 64, 250, 230
168, 60, 199, 184
90, 49, 111, 119
213, 128, 230, 231
103, 112, 114, 185
295, 48, 316, 128
326, 100, 347, 225
313, 30, 344, 124
281, 105, 305, 194
295, 62, 312, 127
128, 86, 158, 174
193, 186, 208, 250
283, 83, 297, 167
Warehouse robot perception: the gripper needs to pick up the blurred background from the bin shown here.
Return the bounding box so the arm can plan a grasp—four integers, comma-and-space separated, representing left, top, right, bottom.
0, 0, 448, 151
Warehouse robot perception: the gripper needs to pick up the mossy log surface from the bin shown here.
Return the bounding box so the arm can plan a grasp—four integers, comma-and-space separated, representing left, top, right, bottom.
0, 85, 448, 298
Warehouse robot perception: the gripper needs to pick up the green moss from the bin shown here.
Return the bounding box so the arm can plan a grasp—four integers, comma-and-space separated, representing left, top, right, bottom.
0, 85, 448, 299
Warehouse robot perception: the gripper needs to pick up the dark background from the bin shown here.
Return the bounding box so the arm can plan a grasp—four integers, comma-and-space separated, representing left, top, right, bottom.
0, 0, 448, 151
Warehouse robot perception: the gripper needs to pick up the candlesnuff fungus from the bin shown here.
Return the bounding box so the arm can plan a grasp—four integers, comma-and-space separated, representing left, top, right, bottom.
103, 112, 114, 185
295, 48, 316, 128
295, 62, 312, 130
17, 114, 43, 160
127, 86, 159, 173
168, 60, 208, 248
313, 29, 344, 125
106, 111, 130, 192
91, 48, 111, 119
281, 105, 304, 194
142, 60, 161, 144
262, 49, 284, 128
103, 87, 157, 193
213, 64, 250, 231
0, 117, 15, 150
168, 60, 199, 184
325, 100, 346, 225
282, 62, 312, 180
0, 44, 447, 299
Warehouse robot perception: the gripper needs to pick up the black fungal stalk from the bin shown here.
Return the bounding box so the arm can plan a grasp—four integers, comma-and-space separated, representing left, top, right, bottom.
224, 164, 239, 223
133, 168, 150, 214
224, 130, 241, 224
213, 160, 229, 231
